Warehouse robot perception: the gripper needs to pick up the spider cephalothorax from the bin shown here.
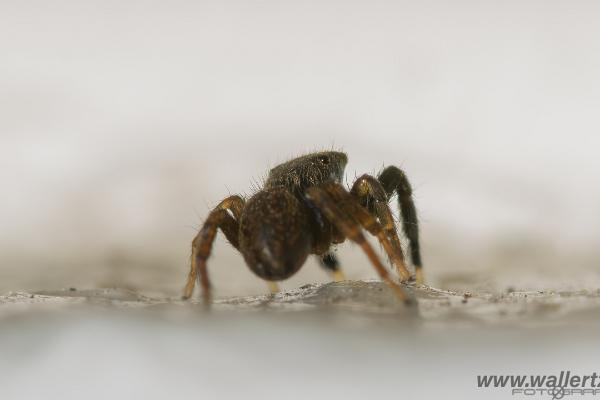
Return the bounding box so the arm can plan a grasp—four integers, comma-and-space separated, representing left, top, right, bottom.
183, 151, 423, 305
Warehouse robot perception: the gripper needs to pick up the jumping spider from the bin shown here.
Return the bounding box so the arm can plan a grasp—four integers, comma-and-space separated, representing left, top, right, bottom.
183, 151, 423, 305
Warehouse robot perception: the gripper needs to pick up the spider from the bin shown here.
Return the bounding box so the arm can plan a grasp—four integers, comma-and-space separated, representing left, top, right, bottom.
183, 151, 423, 305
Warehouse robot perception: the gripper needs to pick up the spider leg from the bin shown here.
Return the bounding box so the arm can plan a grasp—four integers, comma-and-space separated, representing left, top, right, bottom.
318, 252, 346, 281
183, 195, 244, 303
378, 166, 424, 283
350, 174, 411, 282
305, 186, 413, 305
266, 281, 280, 293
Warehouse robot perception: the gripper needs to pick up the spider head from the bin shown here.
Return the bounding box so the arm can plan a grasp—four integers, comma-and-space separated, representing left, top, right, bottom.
306, 151, 348, 183
265, 151, 348, 192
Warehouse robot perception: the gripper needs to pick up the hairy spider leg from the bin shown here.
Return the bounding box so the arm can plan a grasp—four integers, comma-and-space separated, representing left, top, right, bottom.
183, 195, 245, 303
350, 174, 411, 282
305, 186, 413, 305
378, 166, 424, 283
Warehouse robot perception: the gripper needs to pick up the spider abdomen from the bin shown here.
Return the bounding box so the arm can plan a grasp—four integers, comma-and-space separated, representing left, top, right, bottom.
239, 188, 312, 280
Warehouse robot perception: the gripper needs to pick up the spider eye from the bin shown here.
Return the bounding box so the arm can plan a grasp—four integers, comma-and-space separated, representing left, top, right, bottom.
318, 156, 330, 165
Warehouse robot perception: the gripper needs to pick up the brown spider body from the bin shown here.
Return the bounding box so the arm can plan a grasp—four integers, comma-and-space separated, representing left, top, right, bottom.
183, 151, 423, 305
240, 152, 347, 280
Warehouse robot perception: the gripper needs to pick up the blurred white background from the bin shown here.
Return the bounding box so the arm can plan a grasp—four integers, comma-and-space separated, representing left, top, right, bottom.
4, 3, 600, 400
2, 0, 600, 296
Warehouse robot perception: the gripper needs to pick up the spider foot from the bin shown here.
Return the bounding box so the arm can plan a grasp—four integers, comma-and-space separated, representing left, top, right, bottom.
415, 268, 424, 285
331, 270, 346, 282
267, 281, 280, 294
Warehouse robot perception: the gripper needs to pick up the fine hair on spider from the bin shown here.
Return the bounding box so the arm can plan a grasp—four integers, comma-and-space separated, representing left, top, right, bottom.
183, 150, 423, 305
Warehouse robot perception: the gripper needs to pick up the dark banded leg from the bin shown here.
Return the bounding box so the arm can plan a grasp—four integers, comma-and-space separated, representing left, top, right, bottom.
318, 252, 346, 281
183, 195, 245, 303
378, 166, 424, 283
350, 174, 411, 281
305, 186, 412, 305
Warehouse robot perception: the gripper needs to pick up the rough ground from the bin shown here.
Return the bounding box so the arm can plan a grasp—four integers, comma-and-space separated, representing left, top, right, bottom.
3, 280, 600, 327
2, 281, 600, 400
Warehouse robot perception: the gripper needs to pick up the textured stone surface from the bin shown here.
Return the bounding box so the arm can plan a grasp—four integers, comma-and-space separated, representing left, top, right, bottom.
3, 280, 600, 400
3, 280, 600, 328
